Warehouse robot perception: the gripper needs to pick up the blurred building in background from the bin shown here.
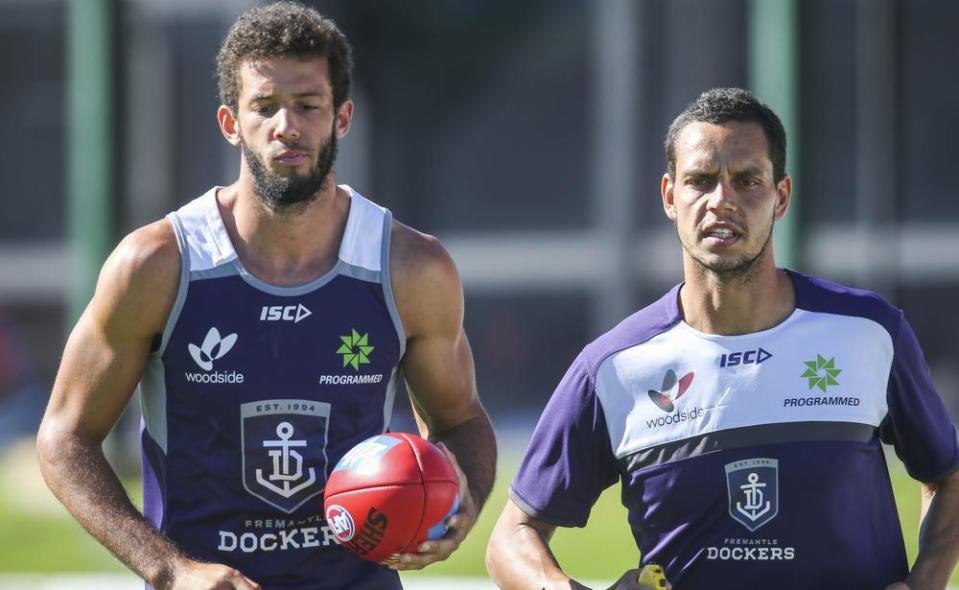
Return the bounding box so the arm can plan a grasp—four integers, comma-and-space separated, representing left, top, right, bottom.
2, 0, 959, 437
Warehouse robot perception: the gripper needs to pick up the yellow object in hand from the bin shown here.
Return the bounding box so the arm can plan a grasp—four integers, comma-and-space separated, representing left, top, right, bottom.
637, 563, 668, 588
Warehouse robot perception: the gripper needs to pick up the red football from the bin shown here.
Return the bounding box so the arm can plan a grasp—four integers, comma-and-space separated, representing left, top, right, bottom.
324, 433, 460, 563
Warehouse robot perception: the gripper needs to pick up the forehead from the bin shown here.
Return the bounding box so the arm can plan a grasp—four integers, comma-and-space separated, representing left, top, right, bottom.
237, 55, 331, 99
674, 120, 771, 172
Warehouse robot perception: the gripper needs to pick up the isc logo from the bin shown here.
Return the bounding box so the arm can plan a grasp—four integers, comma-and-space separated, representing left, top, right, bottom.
720, 348, 773, 368
260, 304, 312, 324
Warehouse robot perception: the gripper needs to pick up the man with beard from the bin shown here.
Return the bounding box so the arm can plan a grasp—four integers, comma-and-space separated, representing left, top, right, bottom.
37, 3, 495, 589
486, 88, 959, 589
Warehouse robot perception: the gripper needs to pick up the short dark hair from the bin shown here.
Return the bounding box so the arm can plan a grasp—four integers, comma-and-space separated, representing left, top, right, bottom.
664, 88, 787, 182
216, 1, 353, 112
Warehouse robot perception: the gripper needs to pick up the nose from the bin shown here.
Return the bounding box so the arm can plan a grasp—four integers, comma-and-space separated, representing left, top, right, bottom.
706, 178, 736, 212
272, 107, 300, 142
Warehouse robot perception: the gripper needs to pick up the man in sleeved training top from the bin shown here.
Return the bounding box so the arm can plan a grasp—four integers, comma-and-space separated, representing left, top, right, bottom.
486, 88, 959, 590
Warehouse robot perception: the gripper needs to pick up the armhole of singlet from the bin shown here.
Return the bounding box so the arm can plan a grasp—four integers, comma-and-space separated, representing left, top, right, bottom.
380, 211, 407, 361
154, 212, 192, 357
380, 211, 405, 433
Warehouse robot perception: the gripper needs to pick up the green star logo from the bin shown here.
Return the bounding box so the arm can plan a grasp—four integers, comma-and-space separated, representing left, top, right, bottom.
801, 354, 842, 392
337, 329, 374, 371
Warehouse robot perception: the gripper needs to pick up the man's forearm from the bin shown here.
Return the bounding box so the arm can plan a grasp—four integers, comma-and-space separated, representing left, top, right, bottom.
490, 529, 572, 590
37, 432, 185, 588
431, 413, 497, 511
907, 476, 959, 589
487, 502, 581, 590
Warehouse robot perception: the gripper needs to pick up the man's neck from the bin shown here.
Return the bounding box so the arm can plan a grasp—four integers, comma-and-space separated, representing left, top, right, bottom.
679, 255, 796, 336
216, 173, 350, 286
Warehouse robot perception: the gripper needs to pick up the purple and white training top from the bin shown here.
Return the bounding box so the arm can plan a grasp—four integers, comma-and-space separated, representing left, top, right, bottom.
511, 271, 959, 589
138, 186, 405, 589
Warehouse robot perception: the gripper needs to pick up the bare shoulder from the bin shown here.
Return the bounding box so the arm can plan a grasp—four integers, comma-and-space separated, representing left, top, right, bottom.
43, 219, 181, 440
92, 219, 181, 337
108, 218, 178, 274
389, 220, 463, 338
390, 220, 459, 284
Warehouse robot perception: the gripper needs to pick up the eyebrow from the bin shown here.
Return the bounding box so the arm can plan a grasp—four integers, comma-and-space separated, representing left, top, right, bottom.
683, 163, 768, 176
683, 165, 716, 176
731, 165, 768, 176
248, 91, 326, 101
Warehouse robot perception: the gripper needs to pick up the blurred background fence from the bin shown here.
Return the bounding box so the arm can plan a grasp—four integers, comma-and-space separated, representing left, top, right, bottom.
2, 0, 959, 584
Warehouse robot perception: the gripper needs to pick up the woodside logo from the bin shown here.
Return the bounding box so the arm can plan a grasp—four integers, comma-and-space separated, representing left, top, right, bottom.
647, 369, 695, 412
185, 327, 245, 383
188, 327, 237, 370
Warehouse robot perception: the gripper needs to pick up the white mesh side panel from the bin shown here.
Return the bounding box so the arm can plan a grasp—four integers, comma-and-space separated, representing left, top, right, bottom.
338, 186, 386, 273
172, 187, 237, 273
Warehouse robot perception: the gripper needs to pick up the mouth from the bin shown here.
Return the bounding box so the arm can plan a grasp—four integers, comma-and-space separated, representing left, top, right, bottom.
701, 224, 742, 245
274, 150, 309, 166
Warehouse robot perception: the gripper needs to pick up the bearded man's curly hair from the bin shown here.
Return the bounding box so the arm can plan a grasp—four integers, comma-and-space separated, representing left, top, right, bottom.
216, 1, 353, 112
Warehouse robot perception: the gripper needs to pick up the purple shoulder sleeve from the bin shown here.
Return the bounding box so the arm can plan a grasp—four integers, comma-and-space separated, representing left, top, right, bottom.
880, 313, 959, 482
509, 356, 619, 527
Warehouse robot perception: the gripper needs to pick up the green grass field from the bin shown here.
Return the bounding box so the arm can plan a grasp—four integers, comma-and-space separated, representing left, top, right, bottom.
0, 439, 941, 584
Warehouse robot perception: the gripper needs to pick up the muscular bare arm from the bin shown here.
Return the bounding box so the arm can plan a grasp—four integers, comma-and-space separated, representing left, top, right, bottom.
36, 222, 260, 590
487, 500, 570, 589
387, 222, 497, 569
888, 470, 959, 590
487, 500, 655, 590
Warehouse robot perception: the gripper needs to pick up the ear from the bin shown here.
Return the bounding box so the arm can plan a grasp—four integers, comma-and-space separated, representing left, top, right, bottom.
334, 99, 354, 139
774, 174, 792, 220
661, 174, 677, 222
217, 105, 241, 147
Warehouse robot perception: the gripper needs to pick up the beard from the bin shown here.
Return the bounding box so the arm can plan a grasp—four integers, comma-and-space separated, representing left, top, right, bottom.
684, 215, 775, 282
241, 128, 338, 210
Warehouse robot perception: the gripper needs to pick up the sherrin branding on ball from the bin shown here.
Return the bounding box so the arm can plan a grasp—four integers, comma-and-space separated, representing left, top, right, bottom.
323, 433, 460, 563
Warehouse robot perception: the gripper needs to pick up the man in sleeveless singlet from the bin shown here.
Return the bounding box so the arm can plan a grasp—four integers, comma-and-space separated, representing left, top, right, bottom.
486, 88, 959, 589
37, 3, 495, 589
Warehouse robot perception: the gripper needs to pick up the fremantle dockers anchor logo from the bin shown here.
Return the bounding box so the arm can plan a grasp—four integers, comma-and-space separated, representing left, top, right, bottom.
257, 422, 316, 497
241, 400, 331, 513
725, 458, 779, 532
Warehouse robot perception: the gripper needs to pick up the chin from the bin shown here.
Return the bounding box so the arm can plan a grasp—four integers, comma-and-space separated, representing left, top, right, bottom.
269, 169, 309, 181
687, 249, 747, 272
694, 250, 736, 268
